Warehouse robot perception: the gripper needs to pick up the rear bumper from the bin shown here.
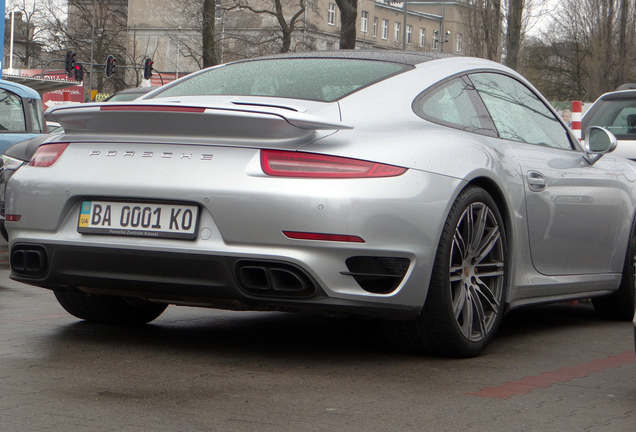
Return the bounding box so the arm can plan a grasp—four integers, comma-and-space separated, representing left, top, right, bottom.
10, 242, 420, 320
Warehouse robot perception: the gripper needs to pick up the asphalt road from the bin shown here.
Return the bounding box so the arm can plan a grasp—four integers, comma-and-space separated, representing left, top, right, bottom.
0, 249, 635, 431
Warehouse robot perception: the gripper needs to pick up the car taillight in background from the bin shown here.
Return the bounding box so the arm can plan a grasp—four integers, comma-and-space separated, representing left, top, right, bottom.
29, 143, 69, 167
261, 150, 407, 178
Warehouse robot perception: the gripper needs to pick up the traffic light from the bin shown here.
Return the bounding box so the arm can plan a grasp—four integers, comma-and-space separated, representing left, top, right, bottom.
65, 51, 76, 77
74, 64, 84, 82
143, 58, 154, 80
105, 55, 116, 78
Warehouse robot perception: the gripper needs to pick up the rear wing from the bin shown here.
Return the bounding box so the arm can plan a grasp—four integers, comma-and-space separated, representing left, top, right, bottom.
46, 102, 353, 146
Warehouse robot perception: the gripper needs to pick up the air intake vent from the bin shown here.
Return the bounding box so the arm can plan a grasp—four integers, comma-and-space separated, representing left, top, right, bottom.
342, 256, 410, 294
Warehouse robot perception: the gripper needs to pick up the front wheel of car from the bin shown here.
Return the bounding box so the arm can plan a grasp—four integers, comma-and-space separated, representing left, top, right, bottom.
54, 290, 168, 325
390, 186, 507, 357
592, 217, 636, 321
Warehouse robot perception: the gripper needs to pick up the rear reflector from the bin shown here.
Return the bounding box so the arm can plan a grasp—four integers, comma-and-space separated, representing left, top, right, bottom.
100, 105, 206, 113
283, 231, 365, 243
5, 215, 21, 222
261, 150, 406, 178
29, 143, 69, 167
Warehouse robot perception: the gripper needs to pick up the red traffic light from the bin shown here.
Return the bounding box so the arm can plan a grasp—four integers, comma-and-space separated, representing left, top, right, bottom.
74, 64, 84, 81
143, 58, 154, 80
105, 55, 116, 78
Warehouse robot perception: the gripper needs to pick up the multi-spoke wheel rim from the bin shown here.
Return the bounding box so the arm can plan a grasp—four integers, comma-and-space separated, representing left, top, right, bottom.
449, 202, 505, 342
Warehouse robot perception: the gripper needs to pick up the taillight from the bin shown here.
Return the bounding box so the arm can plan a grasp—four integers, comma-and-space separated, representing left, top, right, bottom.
29, 143, 69, 167
261, 150, 407, 178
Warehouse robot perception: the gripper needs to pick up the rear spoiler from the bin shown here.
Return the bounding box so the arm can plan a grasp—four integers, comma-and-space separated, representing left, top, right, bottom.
46, 102, 353, 146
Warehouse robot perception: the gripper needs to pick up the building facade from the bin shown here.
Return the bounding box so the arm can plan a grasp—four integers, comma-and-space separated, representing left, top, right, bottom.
127, 0, 469, 79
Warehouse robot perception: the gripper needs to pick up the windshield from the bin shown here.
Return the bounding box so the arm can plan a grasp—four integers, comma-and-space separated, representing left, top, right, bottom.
584, 98, 636, 139
151, 58, 411, 102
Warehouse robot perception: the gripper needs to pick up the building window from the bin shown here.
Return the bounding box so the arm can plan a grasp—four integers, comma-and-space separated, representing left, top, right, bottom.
406, 25, 412, 45
394, 22, 401, 42
361, 11, 368, 33
456, 33, 462, 52
360, 11, 369, 33
373, 17, 378, 38
420, 28, 426, 47
381, 19, 388, 40
328, 3, 336, 25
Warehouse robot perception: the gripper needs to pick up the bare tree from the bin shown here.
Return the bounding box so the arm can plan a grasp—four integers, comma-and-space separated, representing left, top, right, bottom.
226, 0, 306, 54
40, 0, 129, 95
461, 0, 502, 61
335, 0, 357, 49
617, 0, 629, 84
202, 0, 217, 67
520, 0, 636, 101
461, 0, 551, 67
504, 0, 523, 69
164, 0, 306, 67
3, 0, 51, 69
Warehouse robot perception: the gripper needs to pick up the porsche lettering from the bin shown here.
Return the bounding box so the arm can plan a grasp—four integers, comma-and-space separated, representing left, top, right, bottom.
88, 150, 213, 160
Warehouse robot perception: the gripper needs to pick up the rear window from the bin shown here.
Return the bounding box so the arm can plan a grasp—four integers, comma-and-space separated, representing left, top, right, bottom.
584, 98, 636, 139
151, 58, 411, 102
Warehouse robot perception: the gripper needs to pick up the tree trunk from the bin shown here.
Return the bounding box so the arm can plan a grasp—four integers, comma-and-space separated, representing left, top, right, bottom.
274, 0, 291, 52
617, 0, 628, 85
504, 0, 523, 70
487, 0, 501, 62
202, 0, 217, 67
335, 0, 358, 49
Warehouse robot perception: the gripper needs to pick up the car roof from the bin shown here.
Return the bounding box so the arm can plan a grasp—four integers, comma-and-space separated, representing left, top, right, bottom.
0, 79, 41, 99
239, 50, 454, 66
597, 89, 636, 100
615, 83, 636, 91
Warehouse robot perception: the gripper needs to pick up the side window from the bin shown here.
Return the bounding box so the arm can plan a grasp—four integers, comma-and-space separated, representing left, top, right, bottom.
413, 76, 497, 137
27, 98, 46, 134
0, 89, 26, 132
469, 73, 573, 150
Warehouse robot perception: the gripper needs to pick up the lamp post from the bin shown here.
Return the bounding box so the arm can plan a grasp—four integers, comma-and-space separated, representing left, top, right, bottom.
89, 0, 96, 100
176, 26, 181, 80
0, 0, 6, 79
439, 0, 446, 53
8, 10, 15, 73
402, 1, 407, 50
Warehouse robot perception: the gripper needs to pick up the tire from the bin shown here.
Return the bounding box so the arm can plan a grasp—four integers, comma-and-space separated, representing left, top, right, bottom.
390, 186, 507, 357
54, 290, 167, 325
592, 217, 636, 321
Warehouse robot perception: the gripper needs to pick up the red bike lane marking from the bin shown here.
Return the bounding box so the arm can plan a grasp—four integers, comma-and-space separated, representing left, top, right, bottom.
466, 351, 636, 399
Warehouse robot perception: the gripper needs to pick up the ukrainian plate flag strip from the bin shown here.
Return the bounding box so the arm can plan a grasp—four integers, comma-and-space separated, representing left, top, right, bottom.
79, 201, 91, 228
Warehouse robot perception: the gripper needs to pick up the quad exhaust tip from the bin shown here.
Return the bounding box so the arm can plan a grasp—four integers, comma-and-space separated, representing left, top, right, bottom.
236, 261, 315, 297
11, 245, 48, 277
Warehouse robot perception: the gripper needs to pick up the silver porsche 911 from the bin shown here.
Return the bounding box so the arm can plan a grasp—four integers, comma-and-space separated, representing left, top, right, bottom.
5, 51, 636, 357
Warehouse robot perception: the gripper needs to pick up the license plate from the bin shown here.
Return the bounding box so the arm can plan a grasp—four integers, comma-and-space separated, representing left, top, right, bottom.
78, 200, 198, 240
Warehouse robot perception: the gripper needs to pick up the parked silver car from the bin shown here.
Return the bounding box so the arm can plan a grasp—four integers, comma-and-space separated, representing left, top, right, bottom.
5, 51, 636, 357
582, 87, 636, 161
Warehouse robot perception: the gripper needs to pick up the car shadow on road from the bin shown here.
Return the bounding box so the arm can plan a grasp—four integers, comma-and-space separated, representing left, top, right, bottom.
49, 311, 400, 362
41, 300, 615, 362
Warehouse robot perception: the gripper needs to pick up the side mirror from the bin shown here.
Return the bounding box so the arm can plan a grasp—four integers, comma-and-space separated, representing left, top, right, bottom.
583, 126, 617, 164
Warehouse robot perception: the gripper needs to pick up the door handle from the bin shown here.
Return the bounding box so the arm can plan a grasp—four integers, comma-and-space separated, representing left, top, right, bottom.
527, 171, 546, 192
